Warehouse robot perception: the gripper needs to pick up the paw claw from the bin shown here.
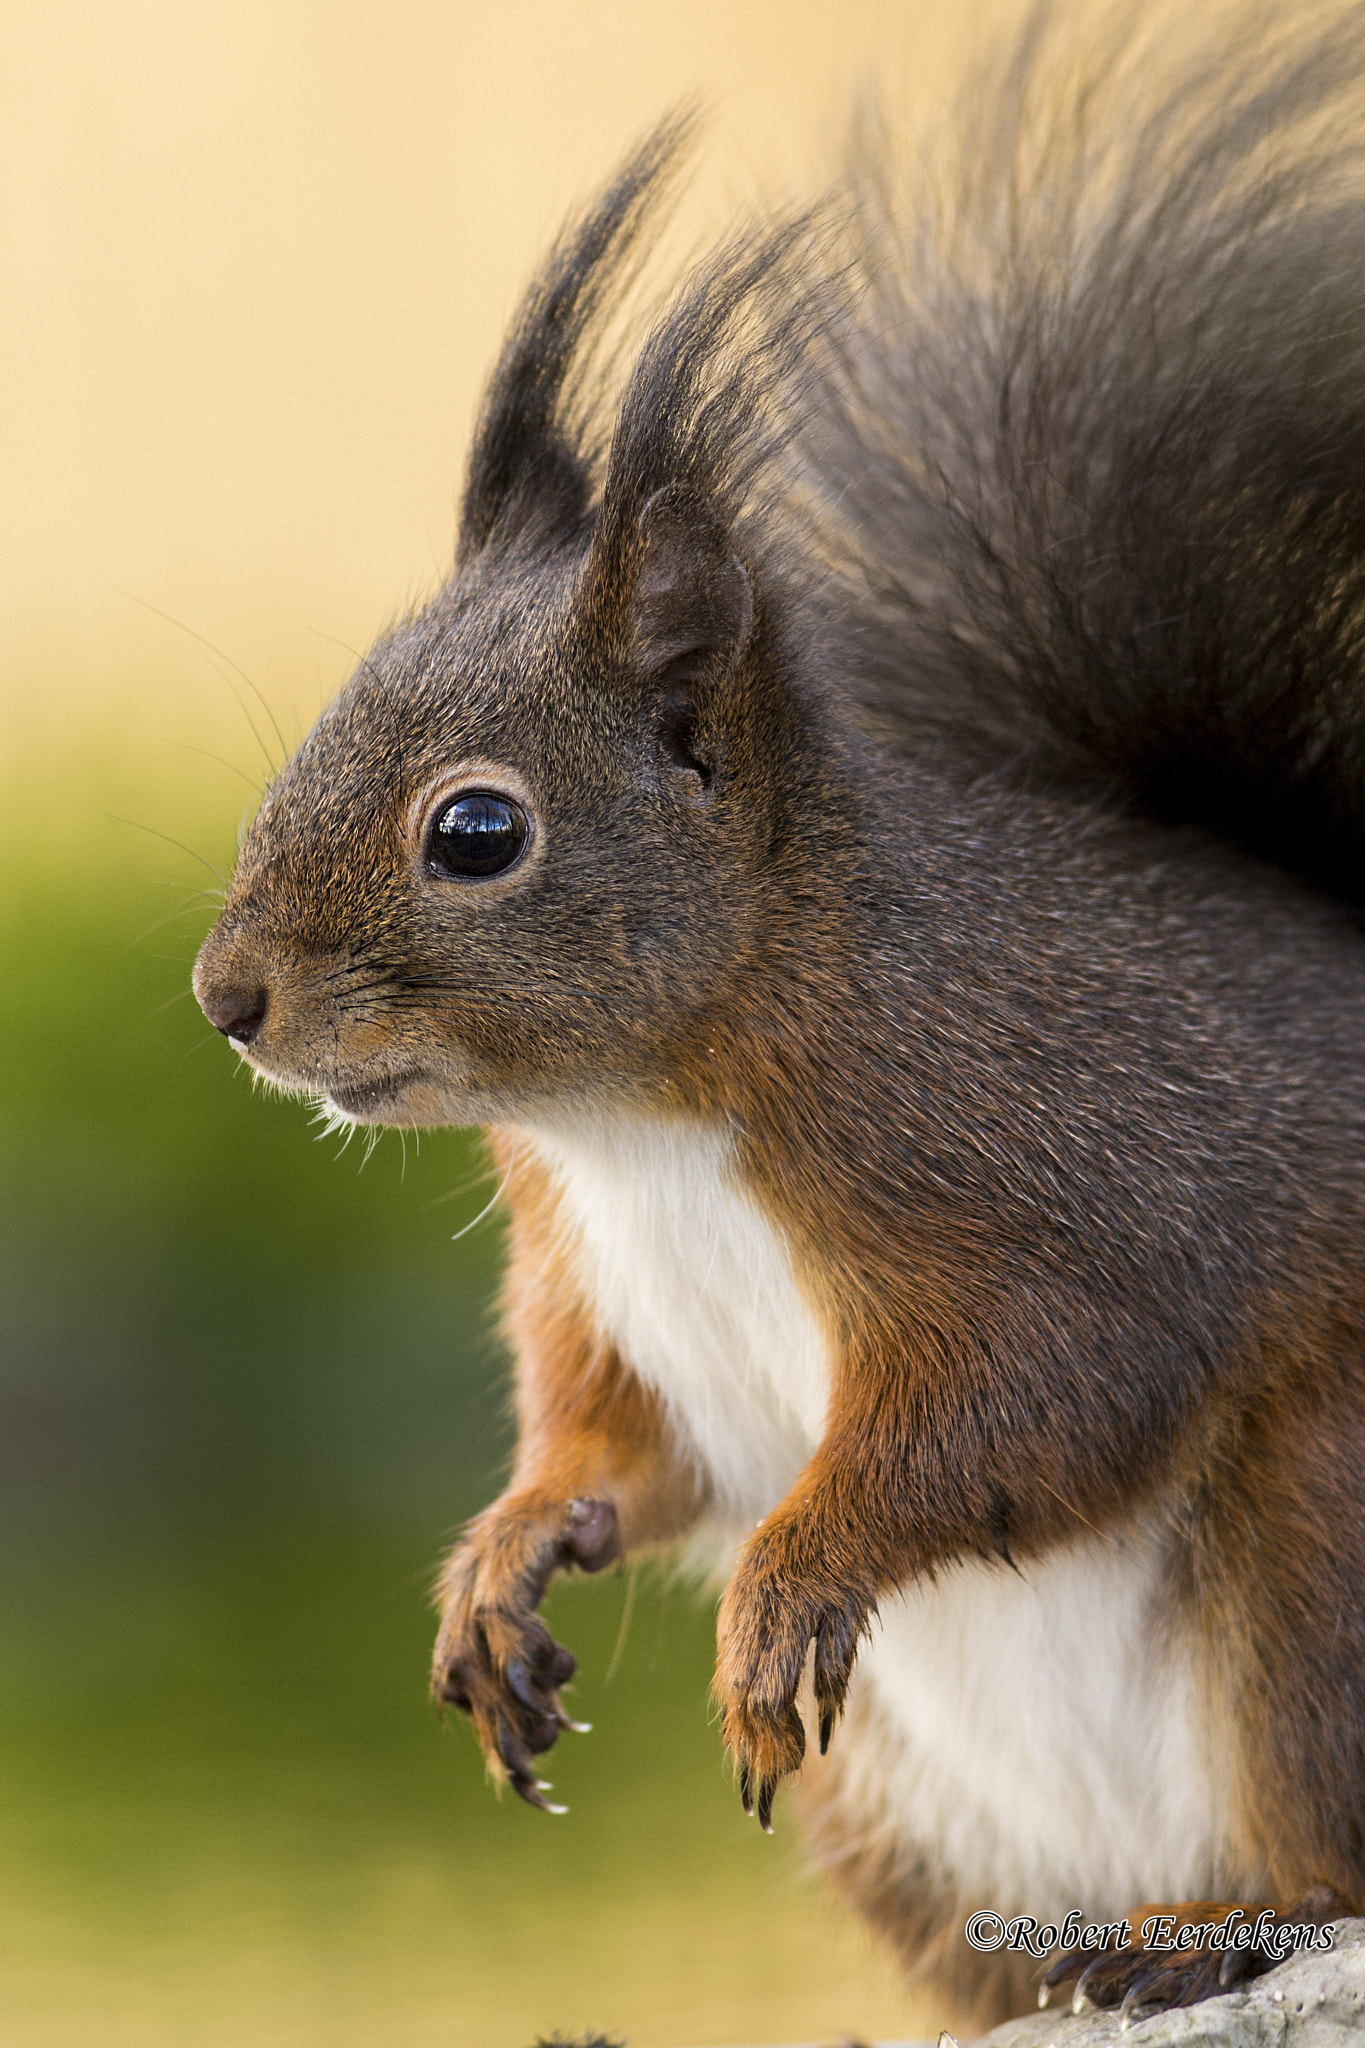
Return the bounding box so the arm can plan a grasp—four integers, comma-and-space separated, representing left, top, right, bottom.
716, 1530, 872, 1831
434, 1497, 608, 1801
1042, 1952, 1086, 1992
504, 1658, 538, 1711
1073, 1956, 1110, 2015
1118, 1969, 1162, 2030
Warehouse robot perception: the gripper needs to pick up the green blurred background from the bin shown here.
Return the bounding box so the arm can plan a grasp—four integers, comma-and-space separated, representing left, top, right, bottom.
0, 3, 1026, 2041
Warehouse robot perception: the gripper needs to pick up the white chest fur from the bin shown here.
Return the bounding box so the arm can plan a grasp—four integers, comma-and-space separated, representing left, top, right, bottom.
838, 1523, 1227, 1911
519, 1113, 1223, 1906
521, 1114, 830, 1530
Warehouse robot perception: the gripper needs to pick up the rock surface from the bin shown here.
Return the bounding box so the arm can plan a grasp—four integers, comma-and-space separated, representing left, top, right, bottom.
974, 1922, 1365, 2048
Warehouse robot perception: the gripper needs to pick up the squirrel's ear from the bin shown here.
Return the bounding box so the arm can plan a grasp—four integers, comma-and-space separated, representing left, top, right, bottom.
631, 485, 753, 680
457, 117, 695, 565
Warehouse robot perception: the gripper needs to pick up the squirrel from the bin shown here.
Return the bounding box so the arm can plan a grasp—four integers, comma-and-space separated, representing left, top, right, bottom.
193, 6, 1365, 2029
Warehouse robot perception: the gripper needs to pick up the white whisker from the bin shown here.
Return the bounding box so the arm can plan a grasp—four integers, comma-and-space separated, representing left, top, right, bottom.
452, 1140, 517, 1242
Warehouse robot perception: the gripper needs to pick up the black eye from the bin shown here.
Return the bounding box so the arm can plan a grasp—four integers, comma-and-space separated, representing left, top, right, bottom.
426, 790, 530, 879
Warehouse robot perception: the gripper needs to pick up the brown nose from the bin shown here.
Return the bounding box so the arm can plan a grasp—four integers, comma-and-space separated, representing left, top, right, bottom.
198, 982, 270, 1044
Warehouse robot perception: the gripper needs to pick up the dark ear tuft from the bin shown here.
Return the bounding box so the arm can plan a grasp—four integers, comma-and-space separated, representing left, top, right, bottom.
632, 484, 753, 680
457, 115, 696, 567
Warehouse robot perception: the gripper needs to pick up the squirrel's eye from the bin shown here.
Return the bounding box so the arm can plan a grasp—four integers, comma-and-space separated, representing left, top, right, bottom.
426, 791, 530, 880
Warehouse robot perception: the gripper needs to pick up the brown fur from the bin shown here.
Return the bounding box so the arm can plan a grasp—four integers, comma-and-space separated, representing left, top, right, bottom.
431, 1140, 705, 1804
193, 7, 1365, 2021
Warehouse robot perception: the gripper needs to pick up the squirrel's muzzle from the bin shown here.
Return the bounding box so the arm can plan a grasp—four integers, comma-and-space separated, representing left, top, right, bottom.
196, 975, 270, 1046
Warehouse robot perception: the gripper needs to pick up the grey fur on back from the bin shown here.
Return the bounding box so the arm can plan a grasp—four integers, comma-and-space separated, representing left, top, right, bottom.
463, 4, 1365, 902
809, 3, 1365, 896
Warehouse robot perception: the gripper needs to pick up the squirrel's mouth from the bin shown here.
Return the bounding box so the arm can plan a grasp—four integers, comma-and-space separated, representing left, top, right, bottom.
324, 1067, 435, 1121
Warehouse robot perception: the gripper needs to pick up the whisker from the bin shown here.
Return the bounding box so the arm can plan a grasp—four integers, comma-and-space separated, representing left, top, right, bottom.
423, 1161, 500, 1211
148, 987, 200, 1018
321, 957, 391, 988
332, 1000, 402, 1023
108, 816, 228, 887
169, 741, 266, 798
389, 979, 581, 1002
451, 1139, 517, 1243
120, 590, 290, 767
308, 1096, 359, 1156
331, 974, 403, 1004
603, 1563, 641, 1688
307, 629, 391, 705
130, 894, 226, 943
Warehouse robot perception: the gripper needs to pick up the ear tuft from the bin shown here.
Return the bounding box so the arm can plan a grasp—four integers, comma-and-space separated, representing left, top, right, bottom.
632, 485, 753, 679
456, 115, 696, 565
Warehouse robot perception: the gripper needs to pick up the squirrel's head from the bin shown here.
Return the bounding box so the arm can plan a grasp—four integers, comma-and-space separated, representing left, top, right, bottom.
191, 475, 808, 1127
195, 122, 841, 1130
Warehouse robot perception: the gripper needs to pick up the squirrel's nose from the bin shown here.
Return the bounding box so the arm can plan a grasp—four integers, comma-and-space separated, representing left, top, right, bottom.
199, 982, 270, 1045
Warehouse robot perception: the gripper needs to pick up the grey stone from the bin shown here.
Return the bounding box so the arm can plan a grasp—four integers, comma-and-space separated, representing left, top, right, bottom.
972, 1922, 1365, 2048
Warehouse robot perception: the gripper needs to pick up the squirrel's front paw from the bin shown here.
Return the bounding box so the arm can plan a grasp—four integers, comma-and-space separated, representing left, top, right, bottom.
433, 1493, 618, 1811
714, 1519, 873, 1832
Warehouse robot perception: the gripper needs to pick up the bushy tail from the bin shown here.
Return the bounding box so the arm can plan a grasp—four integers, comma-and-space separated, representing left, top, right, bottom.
811, 3, 1365, 898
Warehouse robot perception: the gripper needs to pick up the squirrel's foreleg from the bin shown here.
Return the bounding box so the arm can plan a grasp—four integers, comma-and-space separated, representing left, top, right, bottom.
434, 1140, 705, 1808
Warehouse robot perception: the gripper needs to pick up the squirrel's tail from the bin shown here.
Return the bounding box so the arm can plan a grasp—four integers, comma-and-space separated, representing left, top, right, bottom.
812, 3, 1365, 898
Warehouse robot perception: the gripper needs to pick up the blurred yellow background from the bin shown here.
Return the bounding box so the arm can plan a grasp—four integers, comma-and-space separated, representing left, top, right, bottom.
1, 0, 983, 810
1, 5, 1016, 2046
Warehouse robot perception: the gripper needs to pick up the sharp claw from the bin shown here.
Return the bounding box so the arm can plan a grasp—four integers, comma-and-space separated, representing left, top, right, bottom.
496, 1722, 537, 1782
1072, 1957, 1109, 2015
1042, 1951, 1087, 1991
757, 1776, 776, 1833
1118, 1969, 1162, 2030
1038, 1984, 1050, 2010
739, 1765, 754, 1817
509, 1771, 568, 1815
555, 1706, 592, 1734
504, 1659, 539, 1711
818, 1704, 834, 1755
